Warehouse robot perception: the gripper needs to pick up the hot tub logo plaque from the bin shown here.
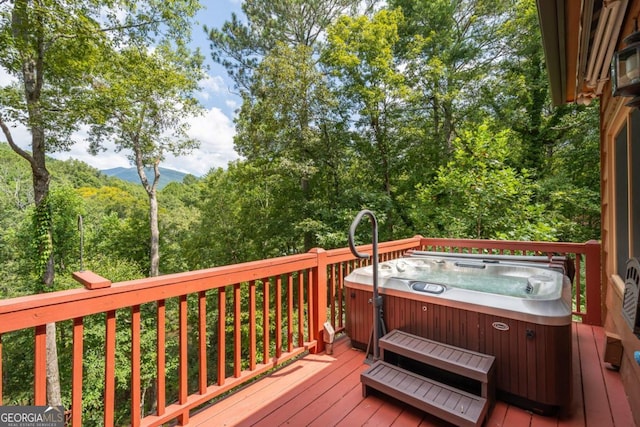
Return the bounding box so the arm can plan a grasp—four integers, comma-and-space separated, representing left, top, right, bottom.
492, 321, 510, 331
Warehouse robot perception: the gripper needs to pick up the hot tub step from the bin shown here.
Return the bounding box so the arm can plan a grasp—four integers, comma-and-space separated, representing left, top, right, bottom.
379, 329, 495, 400
361, 361, 488, 427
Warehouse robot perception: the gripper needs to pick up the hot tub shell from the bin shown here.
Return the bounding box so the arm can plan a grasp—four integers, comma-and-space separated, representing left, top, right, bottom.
345, 254, 573, 415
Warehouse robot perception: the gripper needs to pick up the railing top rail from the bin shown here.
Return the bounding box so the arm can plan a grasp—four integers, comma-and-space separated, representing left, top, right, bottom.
0, 237, 600, 334
420, 238, 599, 254
325, 236, 423, 263
0, 252, 317, 334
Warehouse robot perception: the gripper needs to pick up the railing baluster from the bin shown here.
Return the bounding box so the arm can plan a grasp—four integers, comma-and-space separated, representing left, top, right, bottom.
307, 268, 314, 345
574, 254, 582, 317
338, 262, 344, 330
156, 299, 166, 416
178, 295, 188, 404
329, 264, 336, 329
72, 318, 83, 426
131, 305, 141, 426
34, 324, 46, 405
105, 311, 116, 426
262, 278, 270, 364
297, 270, 304, 347
0, 333, 3, 405
275, 275, 282, 358
249, 280, 256, 370
217, 287, 226, 386
199, 291, 207, 392
233, 284, 241, 378
287, 273, 293, 353
178, 295, 189, 426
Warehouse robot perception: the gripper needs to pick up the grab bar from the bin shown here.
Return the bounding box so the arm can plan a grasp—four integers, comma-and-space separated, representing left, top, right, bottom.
348, 210, 382, 360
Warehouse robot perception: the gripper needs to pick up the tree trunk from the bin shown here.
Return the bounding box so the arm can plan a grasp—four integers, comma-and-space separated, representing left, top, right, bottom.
134, 150, 161, 277
2, 82, 63, 409
45, 323, 62, 406
9, 18, 63, 402
149, 190, 160, 276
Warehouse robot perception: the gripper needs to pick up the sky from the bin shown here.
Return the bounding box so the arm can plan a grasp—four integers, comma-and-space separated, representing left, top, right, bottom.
0, 0, 245, 177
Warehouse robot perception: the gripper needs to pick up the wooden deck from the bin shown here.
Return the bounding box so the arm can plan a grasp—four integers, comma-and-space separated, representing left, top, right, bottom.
188, 322, 635, 427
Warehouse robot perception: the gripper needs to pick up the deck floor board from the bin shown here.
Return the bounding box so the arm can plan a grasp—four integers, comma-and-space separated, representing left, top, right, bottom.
189, 323, 634, 427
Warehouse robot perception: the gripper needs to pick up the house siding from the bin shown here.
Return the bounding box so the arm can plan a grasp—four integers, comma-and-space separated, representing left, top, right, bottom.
601, 25, 640, 423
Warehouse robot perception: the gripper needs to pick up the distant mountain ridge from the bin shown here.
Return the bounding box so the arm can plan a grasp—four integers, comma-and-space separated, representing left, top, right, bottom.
101, 167, 189, 189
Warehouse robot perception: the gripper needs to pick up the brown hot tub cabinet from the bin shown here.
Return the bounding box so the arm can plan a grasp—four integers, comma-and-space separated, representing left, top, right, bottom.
345, 254, 573, 415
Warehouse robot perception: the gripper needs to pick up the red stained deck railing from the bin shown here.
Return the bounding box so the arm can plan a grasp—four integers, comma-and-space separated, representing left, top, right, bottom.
0, 237, 600, 425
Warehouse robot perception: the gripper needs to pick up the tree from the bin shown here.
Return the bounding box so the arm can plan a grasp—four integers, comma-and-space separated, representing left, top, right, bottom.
413, 121, 558, 240
322, 9, 409, 236
486, 0, 579, 177
87, 43, 204, 276
0, 0, 202, 404
207, 0, 366, 94
209, 0, 367, 252
390, 0, 511, 179
0, 0, 112, 405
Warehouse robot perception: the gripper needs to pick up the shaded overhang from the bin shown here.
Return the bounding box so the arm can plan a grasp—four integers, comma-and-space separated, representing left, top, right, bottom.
537, 0, 628, 106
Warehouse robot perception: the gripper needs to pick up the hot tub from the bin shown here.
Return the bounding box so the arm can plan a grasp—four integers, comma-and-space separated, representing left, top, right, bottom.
345, 253, 573, 415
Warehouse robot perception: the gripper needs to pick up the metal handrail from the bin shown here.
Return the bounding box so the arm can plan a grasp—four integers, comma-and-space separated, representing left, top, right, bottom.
348, 209, 382, 360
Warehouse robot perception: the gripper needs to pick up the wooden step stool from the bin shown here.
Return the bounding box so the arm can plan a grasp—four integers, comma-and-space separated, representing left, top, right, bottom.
361, 329, 495, 427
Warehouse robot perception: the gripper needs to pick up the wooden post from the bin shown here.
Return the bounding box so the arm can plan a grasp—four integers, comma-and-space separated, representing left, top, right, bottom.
310, 248, 328, 354
585, 240, 602, 326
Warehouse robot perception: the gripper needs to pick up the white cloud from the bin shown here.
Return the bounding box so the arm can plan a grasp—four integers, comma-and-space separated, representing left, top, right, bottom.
0, 67, 16, 85
50, 137, 131, 171
225, 98, 240, 111
200, 74, 225, 94
2, 107, 238, 177
162, 107, 239, 176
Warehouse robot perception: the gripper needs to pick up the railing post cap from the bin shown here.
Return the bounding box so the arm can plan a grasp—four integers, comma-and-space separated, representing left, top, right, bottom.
72, 270, 112, 290
308, 247, 326, 254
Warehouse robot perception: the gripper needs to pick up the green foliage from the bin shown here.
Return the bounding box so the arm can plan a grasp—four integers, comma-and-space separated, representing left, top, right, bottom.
411, 122, 555, 240
207, 0, 362, 92
31, 195, 54, 288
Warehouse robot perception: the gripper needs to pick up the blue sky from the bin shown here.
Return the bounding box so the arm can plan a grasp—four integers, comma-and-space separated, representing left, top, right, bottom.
1, 0, 245, 177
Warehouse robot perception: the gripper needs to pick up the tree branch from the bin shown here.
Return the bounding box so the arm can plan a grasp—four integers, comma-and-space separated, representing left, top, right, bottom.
0, 116, 34, 165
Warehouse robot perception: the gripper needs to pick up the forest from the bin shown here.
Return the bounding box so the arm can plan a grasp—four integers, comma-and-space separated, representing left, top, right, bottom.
1, 0, 600, 422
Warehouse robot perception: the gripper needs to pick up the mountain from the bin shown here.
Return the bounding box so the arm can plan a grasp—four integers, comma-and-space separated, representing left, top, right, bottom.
101, 167, 189, 190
